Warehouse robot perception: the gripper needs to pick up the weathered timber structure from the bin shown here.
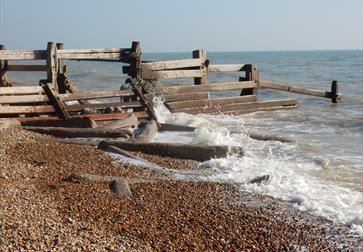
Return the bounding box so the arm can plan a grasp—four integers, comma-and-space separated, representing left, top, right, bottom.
0, 41, 340, 127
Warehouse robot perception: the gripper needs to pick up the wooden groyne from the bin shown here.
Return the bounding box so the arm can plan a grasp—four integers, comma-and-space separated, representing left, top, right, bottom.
0, 41, 340, 127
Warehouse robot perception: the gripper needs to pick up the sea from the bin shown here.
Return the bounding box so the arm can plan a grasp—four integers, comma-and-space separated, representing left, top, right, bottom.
8, 49, 363, 235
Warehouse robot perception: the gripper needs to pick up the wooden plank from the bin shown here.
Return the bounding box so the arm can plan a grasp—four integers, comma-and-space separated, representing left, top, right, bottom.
66, 101, 142, 112
70, 111, 149, 120
208, 64, 245, 72
0, 105, 55, 114
46, 42, 57, 89
145, 92, 209, 103
0, 94, 49, 104
57, 52, 126, 60
142, 69, 205, 79
0, 86, 44, 95
141, 58, 205, 71
6, 65, 48, 71
167, 95, 257, 110
259, 81, 330, 98
193, 49, 207, 84
217, 106, 297, 116
163, 81, 256, 94
0, 50, 47, 60
58, 48, 129, 54
44, 83, 70, 119
59, 90, 135, 101
173, 99, 298, 114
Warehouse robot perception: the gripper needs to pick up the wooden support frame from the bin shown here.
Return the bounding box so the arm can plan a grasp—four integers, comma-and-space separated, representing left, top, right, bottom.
240, 64, 258, 96
192, 49, 208, 85
44, 83, 70, 119
0, 45, 11, 87
46, 42, 58, 91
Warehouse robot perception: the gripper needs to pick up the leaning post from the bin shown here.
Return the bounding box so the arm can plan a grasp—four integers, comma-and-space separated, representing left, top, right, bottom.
192, 49, 208, 85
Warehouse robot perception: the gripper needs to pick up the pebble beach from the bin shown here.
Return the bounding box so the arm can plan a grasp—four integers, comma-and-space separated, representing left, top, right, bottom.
0, 128, 362, 251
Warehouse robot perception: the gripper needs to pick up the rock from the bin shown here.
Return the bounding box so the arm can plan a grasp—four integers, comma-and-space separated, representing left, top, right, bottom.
248, 175, 270, 185
134, 120, 158, 142
109, 179, 132, 197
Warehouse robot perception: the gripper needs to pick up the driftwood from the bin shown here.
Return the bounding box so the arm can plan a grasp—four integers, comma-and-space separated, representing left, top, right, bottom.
23, 126, 132, 138
98, 140, 244, 162
134, 120, 158, 142
67, 172, 132, 196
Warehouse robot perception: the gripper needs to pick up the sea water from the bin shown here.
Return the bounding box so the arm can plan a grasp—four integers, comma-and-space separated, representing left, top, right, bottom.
8, 50, 363, 234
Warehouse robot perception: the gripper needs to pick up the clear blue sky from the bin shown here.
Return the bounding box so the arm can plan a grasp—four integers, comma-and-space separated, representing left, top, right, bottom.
0, 0, 362, 52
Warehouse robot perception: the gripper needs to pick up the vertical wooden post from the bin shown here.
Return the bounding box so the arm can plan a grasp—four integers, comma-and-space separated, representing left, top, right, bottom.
130, 41, 142, 79
0, 45, 11, 87
56, 43, 67, 94
192, 49, 207, 85
240, 64, 258, 96
46, 42, 58, 91
331, 80, 338, 103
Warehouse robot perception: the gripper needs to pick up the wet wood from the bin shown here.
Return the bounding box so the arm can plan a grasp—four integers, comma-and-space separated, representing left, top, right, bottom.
142, 58, 205, 71
98, 140, 244, 162
44, 83, 70, 119
159, 123, 195, 132
23, 126, 132, 138
167, 95, 257, 110
214, 105, 297, 115
65, 101, 142, 112
0, 45, 11, 87
20, 117, 97, 128
163, 81, 256, 94
174, 99, 298, 114
331, 80, 338, 103
70, 111, 149, 121
6, 65, 48, 71
145, 92, 209, 103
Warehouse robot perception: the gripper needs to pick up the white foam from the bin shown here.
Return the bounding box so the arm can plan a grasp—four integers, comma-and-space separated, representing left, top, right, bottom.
153, 96, 363, 235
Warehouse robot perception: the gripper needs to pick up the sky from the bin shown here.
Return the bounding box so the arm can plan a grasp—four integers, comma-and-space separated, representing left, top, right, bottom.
0, 0, 362, 52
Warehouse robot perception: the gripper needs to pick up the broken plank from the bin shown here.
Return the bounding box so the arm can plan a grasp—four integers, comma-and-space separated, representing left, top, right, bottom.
141, 58, 205, 71
0, 86, 44, 95
142, 69, 205, 79
162, 81, 256, 94
59, 90, 135, 101
167, 95, 257, 110
0, 94, 49, 104
174, 99, 298, 114
208, 64, 245, 72
66, 101, 142, 112
0, 105, 54, 114
259, 81, 333, 98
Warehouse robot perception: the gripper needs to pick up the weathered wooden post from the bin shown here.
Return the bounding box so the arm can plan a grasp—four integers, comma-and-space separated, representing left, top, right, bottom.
192, 49, 207, 85
130, 41, 142, 79
331, 80, 338, 103
0, 45, 11, 87
240, 64, 258, 96
56, 43, 67, 93
46, 42, 58, 91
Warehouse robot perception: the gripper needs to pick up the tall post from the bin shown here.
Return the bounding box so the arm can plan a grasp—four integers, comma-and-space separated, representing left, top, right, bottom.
240, 64, 258, 96
331, 80, 338, 103
46, 42, 58, 91
56, 43, 67, 93
192, 49, 207, 85
0, 45, 11, 87
130, 41, 141, 79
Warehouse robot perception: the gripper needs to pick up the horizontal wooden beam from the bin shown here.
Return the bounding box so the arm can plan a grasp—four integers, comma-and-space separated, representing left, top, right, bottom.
59, 90, 135, 101
142, 69, 205, 79
0, 50, 46, 60
218, 105, 297, 116
141, 58, 205, 71
66, 101, 142, 112
0, 86, 45, 95
7, 65, 48, 71
162, 81, 256, 94
173, 99, 298, 114
208, 64, 245, 72
70, 111, 149, 121
0, 94, 49, 104
145, 92, 209, 103
0, 105, 54, 114
259, 81, 337, 98
167, 95, 257, 110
